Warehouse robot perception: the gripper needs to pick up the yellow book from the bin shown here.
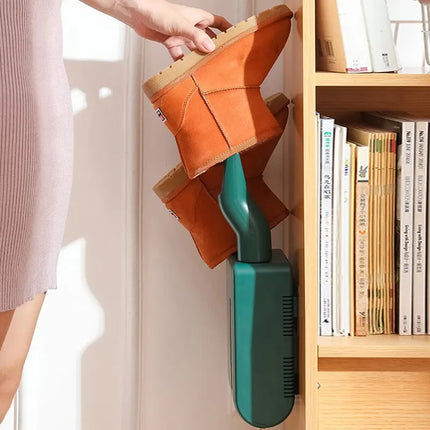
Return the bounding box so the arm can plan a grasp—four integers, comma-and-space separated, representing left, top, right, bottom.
346, 125, 373, 336
354, 144, 369, 336
388, 133, 397, 333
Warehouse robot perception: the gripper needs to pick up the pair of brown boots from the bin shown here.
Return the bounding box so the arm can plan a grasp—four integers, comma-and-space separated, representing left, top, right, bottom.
144, 5, 293, 268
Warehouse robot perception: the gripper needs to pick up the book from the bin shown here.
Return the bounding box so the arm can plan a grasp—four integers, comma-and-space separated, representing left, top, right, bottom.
341, 121, 397, 334
340, 137, 352, 336
412, 118, 428, 334
393, 113, 429, 334
379, 132, 397, 334
354, 145, 370, 335
349, 142, 358, 336
316, 0, 373, 73
387, 133, 397, 333
332, 125, 343, 336
332, 125, 351, 336
361, 112, 415, 335
315, 112, 321, 335
361, 0, 400, 72
316, 113, 322, 335
370, 132, 382, 334
342, 123, 374, 336
382, 132, 397, 334
319, 116, 335, 336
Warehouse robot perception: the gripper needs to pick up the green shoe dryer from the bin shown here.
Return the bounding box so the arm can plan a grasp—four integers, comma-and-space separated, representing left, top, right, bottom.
218, 153, 297, 428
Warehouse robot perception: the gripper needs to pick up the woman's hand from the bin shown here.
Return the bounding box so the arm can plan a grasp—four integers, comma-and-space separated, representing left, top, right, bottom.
80, 0, 232, 60
129, 1, 232, 60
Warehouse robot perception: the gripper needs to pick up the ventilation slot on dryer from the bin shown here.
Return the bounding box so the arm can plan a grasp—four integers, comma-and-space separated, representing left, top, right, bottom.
282, 295, 294, 336
282, 356, 295, 399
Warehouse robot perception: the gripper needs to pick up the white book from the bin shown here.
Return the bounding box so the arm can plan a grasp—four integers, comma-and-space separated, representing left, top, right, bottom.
361, 112, 415, 335
336, 0, 373, 72
332, 125, 351, 336
361, 0, 400, 72
319, 116, 335, 336
340, 140, 352, 336
316, 112, 321, 335
316, 0, 373, 73
332, 125, 344, 336
412, 120, 428, 334
396, 114, 430, 334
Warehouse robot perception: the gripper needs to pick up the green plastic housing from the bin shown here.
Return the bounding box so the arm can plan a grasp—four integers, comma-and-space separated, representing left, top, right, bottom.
218, 153, 272, 263
227, 250, 296, 428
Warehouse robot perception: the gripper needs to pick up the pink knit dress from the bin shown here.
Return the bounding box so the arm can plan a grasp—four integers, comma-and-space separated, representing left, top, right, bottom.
0, 0, 74, 311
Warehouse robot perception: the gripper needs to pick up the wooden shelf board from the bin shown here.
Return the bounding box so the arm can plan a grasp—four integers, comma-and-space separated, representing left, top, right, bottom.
318, 335, 430, 358
315, 70, 430, 87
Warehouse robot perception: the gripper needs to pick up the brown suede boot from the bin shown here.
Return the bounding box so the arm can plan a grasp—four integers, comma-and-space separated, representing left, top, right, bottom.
153, 93, 289, 268
143, 5, 293, 179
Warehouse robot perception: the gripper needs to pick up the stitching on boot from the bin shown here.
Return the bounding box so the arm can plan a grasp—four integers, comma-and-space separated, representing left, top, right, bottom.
202, 85, 260, 95
174, 85, 198, 136
193, 127, 282, 176
190, 74, 233, 149
189, 183, 208, 231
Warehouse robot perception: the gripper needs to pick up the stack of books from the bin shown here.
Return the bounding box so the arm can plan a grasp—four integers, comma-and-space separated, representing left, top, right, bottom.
317, 112, 430, 336
316, 0, 400, 73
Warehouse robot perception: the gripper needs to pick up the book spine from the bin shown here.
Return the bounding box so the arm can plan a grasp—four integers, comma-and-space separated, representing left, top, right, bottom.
332, 126, 343, 336
355, 145, 370, 336
316, 113, 321, 334
397, 124, 415, 335
340, 139, 352, 335
337, 0, 373, 72
427, 124, 430, 335
413, 121, 428, 334
319, 117, 335, 336
388, 135, 397, 333
349, 143, 357, 336
360, 0, 400, 72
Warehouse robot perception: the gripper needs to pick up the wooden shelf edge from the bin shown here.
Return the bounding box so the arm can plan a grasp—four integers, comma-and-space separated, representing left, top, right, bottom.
315, 70, 430, 87
318, 335, 430, 358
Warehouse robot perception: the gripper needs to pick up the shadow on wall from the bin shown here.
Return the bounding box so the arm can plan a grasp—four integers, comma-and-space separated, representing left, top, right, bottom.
63, 59, 126, 430
20, 58, 129, 430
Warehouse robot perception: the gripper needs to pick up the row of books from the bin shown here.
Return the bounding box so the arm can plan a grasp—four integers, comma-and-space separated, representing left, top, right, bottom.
317, 111, 430, 336
316, 0, 399, 73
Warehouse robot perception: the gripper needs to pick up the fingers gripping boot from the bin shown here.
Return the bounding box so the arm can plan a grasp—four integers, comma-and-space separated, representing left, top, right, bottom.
143, 5, 293, 178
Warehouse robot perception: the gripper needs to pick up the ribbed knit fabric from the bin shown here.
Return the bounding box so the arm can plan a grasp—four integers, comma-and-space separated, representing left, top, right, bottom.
0, 0, 73, 311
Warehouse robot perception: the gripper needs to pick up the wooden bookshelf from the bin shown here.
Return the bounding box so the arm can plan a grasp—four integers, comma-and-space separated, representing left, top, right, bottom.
283, 1, 430, 430
319, 335, 430, 358
315, 71, 430, 86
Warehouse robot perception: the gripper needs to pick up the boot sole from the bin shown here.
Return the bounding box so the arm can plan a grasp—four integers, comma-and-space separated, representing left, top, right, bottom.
143, 4, 293, 100
152, 92, 290, 201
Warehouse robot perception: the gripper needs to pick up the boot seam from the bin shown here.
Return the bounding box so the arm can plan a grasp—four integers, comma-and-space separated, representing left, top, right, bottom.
193, 128, 281, 177
202, 85, 260, 95
174, 85, 198, 136
189, 182, 209, 232
190, 74, 233, 149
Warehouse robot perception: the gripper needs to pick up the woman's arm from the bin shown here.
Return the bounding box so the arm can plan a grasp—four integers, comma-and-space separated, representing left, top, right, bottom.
79, 0, 231, 60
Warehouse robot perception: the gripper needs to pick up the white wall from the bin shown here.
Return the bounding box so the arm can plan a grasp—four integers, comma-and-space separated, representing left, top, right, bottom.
387, 0, 430, 71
